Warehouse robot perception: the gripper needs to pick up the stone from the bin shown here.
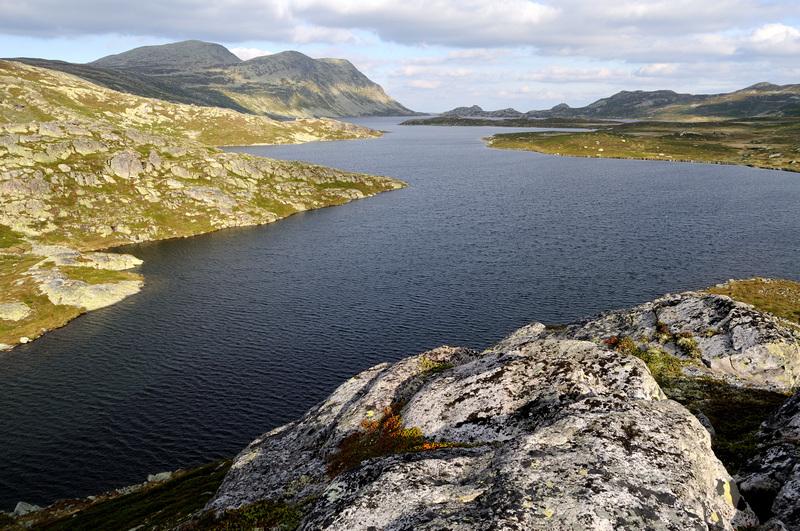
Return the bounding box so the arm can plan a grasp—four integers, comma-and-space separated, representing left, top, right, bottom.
13, 501, 41, 516
557, 291, 800, 392
146, 471, 173, 483
208, 332, 755, 530
0, 302, 31, 321
72, 138, 106, 155
738, 391, 800, 529
108, 150, 144, 180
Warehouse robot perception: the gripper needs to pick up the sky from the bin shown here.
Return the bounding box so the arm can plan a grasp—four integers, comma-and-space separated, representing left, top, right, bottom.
1, 0, 799, 112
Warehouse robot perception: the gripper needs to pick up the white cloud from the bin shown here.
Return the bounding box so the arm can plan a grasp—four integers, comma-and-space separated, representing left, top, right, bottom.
230, 47, 273, 60
635, 63, 679, 77
408, 79, 442, 89
521, 66, 630, 83
746, 23, 800, 55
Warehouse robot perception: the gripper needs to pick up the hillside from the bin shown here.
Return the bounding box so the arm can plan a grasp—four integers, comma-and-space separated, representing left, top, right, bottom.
0, 60, 404, 350
13, 40, 415, 119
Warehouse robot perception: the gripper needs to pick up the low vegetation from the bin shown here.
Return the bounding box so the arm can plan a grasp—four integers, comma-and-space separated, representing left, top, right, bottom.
606, 335, 787, 474
487, 118, 800, 173
327, 406, 469, 477
9, 461, 231, 530
187, 499, 311, 531
708, 278, 800, 325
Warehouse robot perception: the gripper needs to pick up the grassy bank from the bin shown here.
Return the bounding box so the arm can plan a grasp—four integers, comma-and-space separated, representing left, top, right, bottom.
486, 118, 800, 173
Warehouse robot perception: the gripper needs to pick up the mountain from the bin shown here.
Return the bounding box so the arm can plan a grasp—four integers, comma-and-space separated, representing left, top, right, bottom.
11, 40, 414, 119
444, 83, 800, 121
91, 40, 241, 71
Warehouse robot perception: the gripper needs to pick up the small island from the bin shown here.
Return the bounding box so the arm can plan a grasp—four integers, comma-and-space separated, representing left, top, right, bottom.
487, 119, 800, 173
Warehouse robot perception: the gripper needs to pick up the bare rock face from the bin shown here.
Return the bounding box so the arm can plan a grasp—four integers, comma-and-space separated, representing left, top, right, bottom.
209, 330, 754, 530
738, 391, 800, 529
560, 291, 800, 392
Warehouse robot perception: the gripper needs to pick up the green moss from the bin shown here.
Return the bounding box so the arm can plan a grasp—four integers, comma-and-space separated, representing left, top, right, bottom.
418, 356, 454, 375
708, 278, 800, 325
607, 334, 787, 473
611, 337, 688, 381
658, 378, 787, 474
676, 334, 701, 359
187, 499, 311, 531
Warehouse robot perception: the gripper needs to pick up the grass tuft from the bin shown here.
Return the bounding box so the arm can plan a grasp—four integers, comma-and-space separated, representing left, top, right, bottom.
327, 406, 469, 477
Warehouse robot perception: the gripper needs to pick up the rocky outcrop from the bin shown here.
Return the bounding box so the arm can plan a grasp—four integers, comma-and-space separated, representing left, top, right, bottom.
204, 285, 800, 529
209, 326, 757, 530
559, 291, 800, 392
738, 391, 800, 529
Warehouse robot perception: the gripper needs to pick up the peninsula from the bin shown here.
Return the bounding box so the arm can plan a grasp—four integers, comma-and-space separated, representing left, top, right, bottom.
0, 60, 405, 351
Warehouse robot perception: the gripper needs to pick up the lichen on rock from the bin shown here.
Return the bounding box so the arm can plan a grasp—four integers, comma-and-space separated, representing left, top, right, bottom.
208, 331, 756, 530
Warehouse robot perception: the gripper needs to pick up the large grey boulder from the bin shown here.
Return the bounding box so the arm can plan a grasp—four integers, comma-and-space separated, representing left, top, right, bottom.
209, 329, 755, 530
738, 391, 800, 530
108, 150, 143, 180
559, 291, 800, 392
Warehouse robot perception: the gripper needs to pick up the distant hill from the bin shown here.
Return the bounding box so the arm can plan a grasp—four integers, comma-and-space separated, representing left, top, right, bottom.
442, 83, 800, 120
441, 105, 523, 118
12, 40, 414, 119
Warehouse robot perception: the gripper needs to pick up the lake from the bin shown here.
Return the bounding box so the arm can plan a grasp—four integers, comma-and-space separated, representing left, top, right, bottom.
1, 117, 798, 510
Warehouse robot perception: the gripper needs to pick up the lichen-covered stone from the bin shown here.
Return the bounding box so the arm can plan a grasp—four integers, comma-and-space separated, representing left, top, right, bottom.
209, 333, 755, 530
559, 291, 800, 392
0, 302, 31, 321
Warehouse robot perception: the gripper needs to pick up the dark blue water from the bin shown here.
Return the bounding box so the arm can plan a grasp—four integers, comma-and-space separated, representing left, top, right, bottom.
1, 117, 798, 510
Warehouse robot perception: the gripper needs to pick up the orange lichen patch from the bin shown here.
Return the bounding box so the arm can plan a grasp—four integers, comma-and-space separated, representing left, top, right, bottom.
327, 407, 466, 477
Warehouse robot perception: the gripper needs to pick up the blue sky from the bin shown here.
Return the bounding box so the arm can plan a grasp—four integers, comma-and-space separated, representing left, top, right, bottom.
1, 1, 799, 112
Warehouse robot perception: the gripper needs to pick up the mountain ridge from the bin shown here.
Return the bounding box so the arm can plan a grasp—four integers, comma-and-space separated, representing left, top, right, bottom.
441, 82, 800, 120
10, 40, 415, 119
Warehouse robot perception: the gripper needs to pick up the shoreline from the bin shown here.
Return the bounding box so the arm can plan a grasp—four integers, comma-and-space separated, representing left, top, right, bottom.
0, 178, 405, 354
486, 139, 800, 174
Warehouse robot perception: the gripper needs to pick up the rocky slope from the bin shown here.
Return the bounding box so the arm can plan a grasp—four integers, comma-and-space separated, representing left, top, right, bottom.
14, 40, 415, 119
0, 60, 405, 351
739, 391, 800, 529
197, 282, 799, 530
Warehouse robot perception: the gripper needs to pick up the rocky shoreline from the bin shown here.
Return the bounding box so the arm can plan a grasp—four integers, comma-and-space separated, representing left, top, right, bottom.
7, 279, 799, 530
0, 60, 405, 352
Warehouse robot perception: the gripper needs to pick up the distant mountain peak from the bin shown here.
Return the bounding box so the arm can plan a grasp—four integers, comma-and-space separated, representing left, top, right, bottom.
91, 40, 242, 71
743, 82, 779, 91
